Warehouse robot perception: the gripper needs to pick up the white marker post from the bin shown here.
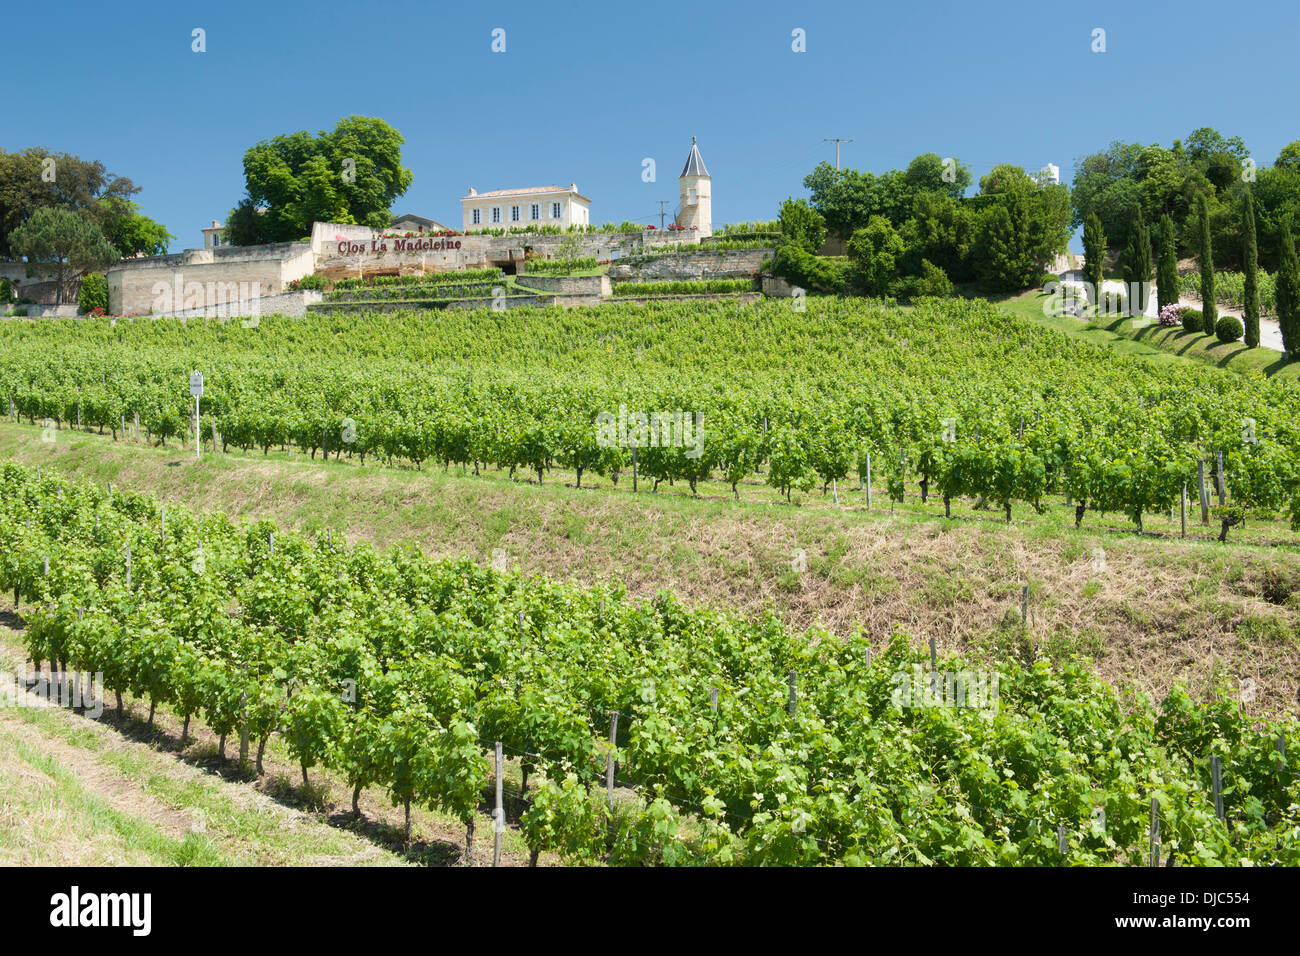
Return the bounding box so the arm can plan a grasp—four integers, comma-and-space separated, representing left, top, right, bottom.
189, 371, 204, 461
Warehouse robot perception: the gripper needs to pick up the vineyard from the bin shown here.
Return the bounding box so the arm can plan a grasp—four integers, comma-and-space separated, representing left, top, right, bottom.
611, 279, 756, 297
1, 297, 1298, 543
1180, 270, 1278, 316
3, 462, 1297, 865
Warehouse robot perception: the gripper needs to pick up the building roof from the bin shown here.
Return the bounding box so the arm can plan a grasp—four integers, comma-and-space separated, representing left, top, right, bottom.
681, 136, 709, 178
462, 185, 591, 203
391, 213, 448, 229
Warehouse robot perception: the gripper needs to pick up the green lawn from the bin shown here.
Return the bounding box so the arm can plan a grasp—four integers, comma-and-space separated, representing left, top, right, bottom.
993, 290, 1300, 382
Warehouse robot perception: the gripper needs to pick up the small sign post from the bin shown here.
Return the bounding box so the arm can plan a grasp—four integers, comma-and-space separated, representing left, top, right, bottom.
189, 371, 204, 461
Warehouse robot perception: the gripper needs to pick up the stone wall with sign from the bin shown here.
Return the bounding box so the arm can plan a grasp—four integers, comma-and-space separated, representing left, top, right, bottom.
96, 222, 725, 318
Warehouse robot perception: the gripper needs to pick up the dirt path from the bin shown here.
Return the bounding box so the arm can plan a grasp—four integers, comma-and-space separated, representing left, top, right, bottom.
1175, 295, 1285, 351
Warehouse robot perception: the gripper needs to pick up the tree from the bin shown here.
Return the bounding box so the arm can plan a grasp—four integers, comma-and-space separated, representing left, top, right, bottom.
846, 216, 904, 296
1156, 214, 1179, 311
973, 182, 1069, 292
78, 272, 107, 314
0, 147, 169, 259
555, 233, 585, 274
899, 192, 976, 282
1082, 212, 1107, 305
973, 203, 1022, 290
1120, 206, 1152, 316
979, 164, 1035, 196
8, 208, 118, 304
1184, 127, 1248, 193
776, 197, 826, 254
96, 197, 172, 257
904, 152, 971, 201
1197, 193, 1217, 334
1242, 188, 1260, 348
1276, 218, 1300, 357
226, 116, 413, 245
802, 162, 876, 239
1276, 141, 1300, 174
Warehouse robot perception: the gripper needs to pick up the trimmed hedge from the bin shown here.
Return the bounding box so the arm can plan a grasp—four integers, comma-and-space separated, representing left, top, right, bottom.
1215, 315, 1244, 344
1181, 308, 1203, 334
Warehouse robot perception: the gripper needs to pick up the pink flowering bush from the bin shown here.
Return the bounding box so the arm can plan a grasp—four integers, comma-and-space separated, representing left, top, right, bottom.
1158, 303, 1182, 327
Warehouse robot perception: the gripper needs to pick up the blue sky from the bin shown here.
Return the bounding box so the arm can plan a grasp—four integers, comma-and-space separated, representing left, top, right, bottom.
7, 0, 1299, 251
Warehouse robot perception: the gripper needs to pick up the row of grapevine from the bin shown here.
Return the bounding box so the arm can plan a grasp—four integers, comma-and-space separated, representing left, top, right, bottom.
2, 462, 1297, 864
2, 298, 1299, 539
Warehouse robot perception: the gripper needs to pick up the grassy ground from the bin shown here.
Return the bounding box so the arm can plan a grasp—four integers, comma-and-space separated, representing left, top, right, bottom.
0, 613, 549, 866
996, 289, 1300, 381
4, 418, 1298, 715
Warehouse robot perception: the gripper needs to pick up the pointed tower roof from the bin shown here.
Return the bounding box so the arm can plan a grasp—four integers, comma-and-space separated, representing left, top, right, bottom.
680, 136, 709, 178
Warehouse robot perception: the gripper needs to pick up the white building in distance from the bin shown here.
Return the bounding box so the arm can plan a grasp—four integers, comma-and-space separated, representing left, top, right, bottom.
1038, 163, 1061, 186
462, 184, 591, 231
202, 220, 226, 249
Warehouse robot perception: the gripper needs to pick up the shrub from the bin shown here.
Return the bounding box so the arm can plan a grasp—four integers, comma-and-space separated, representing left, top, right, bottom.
893, 260, 953, 299
768, 245, 850, 294
1215, 315, 1244, 343
1181, 308, 1203, 333
1157, 303, 1182, 327
290, 273, 329, 291
78, 273, 108, 314
0, 278, 12, 302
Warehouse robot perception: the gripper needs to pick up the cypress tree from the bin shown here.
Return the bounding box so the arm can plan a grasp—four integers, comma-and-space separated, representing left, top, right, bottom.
1197, 193, 1217, 335
1242, 188, 1260, 348
1120, 206, 1152, 316
1156, 214, 1179, 311
1276, 217, 1300, 357
1082, 212, 1106, 313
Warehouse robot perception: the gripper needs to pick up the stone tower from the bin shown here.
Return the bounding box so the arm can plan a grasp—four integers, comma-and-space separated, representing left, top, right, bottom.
676, 136, 712, 238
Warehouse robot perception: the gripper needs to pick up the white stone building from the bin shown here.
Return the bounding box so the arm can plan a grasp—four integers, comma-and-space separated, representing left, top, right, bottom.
461, 184, 590, 232
202, 220, 226, 249
675, 137, 712, 238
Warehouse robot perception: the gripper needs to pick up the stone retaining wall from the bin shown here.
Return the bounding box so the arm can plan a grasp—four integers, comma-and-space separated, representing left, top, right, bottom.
514, 273, 612, 296
608, 248, 770, 281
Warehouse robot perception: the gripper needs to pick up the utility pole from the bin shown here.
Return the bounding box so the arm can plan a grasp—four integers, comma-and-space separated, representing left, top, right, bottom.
657, 201, 671, 230
824, 137, 854, 170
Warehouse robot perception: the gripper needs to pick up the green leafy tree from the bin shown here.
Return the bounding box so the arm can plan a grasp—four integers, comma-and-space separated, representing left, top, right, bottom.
94, 197, 172, 257
226, 116, 413, 245
899, 192, 976, 281
1242, 188, 1260, 347
847, 216, 904, 295
0, 147, 143, 259
1197, 193, 1217, 334
776, 197, 826, 254
904, 152, 971, 200
1275, 141, 1300, 174
8, 207, 118, 304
